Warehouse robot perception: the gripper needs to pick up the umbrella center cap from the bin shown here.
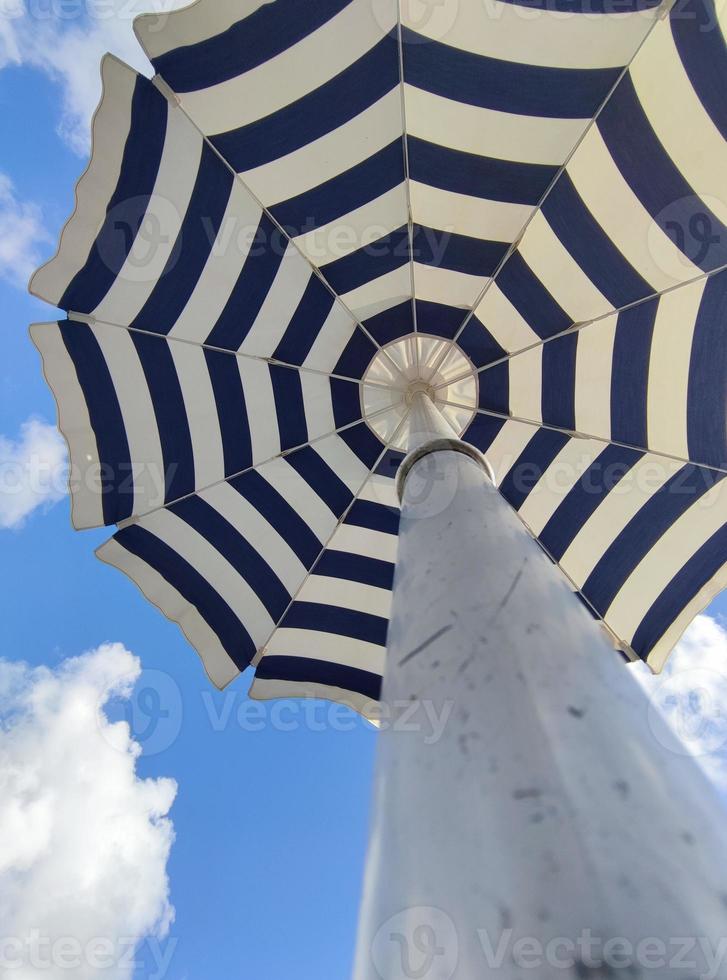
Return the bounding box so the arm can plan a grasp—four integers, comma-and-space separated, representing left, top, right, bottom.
405, 380, 434, 405
361, 333, 478, 451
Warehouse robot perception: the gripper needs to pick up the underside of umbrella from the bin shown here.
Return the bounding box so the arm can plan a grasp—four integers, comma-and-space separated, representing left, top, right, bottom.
30, 0, 727, 714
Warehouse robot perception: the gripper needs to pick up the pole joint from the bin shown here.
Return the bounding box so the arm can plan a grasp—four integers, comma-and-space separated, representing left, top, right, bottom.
396, 438, 495, 501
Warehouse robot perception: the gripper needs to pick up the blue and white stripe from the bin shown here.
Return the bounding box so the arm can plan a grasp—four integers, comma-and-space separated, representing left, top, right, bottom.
30, 0, 727, 702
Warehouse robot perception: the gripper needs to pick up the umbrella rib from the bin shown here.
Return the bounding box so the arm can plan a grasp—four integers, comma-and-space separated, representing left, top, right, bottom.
422, 10, 666, 383
433, 260, 727, 391
439, 399, 727, 476
64, 312, 406, 393
394, 1, 420, 372
113, 402, 405, 530
152, 75, 410, 388
251, 407, 412, 668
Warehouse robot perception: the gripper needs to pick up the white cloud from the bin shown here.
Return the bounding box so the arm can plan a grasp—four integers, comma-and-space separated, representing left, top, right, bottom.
0, 417, 67, 529
0, 0, 189, 155
0, 643, 177, 978
0, 173, 52, 289
632, 613, 727, 789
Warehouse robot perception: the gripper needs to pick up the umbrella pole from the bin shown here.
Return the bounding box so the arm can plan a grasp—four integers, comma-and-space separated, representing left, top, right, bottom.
353, 392, 727, 980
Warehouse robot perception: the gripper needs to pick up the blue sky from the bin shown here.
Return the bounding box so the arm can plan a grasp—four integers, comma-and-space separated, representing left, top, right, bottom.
2, 5, 727, 980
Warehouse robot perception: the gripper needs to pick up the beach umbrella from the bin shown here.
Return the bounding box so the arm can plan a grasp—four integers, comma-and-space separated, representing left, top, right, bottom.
30, 1, 727, 976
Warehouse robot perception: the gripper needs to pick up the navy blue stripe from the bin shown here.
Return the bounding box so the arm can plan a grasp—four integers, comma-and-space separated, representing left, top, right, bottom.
407, 136, 556, 205
671, 0, 727, 142
496, 252, 571, 339
631, 523, 727, 659
583, 466, 725, 615
346, 499, 399, 535
211, 36, 399, 172
402, 28, 619, 117
541, 333, 578, 431
331, 378, 361, 429
231, 469, 321, 567
376, 450, 404, 478
339, 422, 383, 468
499, 428, 570, 511
273, 276, 335, 366
206, 213, 286, 350
364, 301, 413, 346
460, 317, 506, 370
152, 0, 352, 92
478, 362, 509, 413
270, 365, 308, 451
322, 226, 409, 295
284, 601, 388, 646
315, 550, 395, 590
59, 322, 132, 524
539, 444, 643, 561
131, 332, 194, 502
611, 299, 657, 449
542, 173, 652, 308
286, 445, 353, 516
416, 300, 466, 340
171, 496, 290, 620
271, 140, 403, 232
115, 524, 255, 670
687, 271, 727, 469
598, 75, 727, 275
130, 144, 233, 335
462, 413, 506, 453
414, 224, 507, 277
334, 329, 377, 380
204, 349, 253, 476
255, 655, 381, 700
60, 78, 168, 313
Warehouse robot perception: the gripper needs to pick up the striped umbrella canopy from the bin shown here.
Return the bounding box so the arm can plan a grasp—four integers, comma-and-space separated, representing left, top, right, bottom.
30, 0, 727, 715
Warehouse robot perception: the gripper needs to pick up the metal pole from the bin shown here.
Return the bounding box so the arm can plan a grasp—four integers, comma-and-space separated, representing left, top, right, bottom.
353, 392, 727, 980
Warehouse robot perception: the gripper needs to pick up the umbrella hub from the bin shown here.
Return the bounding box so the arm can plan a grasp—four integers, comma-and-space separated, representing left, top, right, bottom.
361, 333, 478, 450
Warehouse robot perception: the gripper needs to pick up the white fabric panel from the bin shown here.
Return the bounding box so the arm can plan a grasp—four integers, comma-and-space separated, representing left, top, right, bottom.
303, 304, 360, 374
259, 456, 339, 540
241, 88, 403, 201
472, 284, 541, 354
201, 482, 308, 593
175, 0, 395, 136
339, 264, 411, 318
404, 85, 588, 166
237, 359, 281, 463
171, 180, 264, 343
574, 316, 617, 441
412, 262, 488, 310
96, 538, 240, 688
302, 186, 408, 267
646, 279, 705, 461
264, 627, 387, 674
559, 453, 684, 587
409, 0, 657, 69
299, 371, 337, 439
239, 244, 313, 356
329, 524, 399, 563
519, 211, 614, 324
303, 576, 392, 619
30, 57, 136, 307
410, 182, 531, 245
508, 346, 543, 424
168, 339, 226, 490
29, 322, 105, 529
607, 479, 727, 640
93, 107, 203, 326
92, 322, 166, 516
